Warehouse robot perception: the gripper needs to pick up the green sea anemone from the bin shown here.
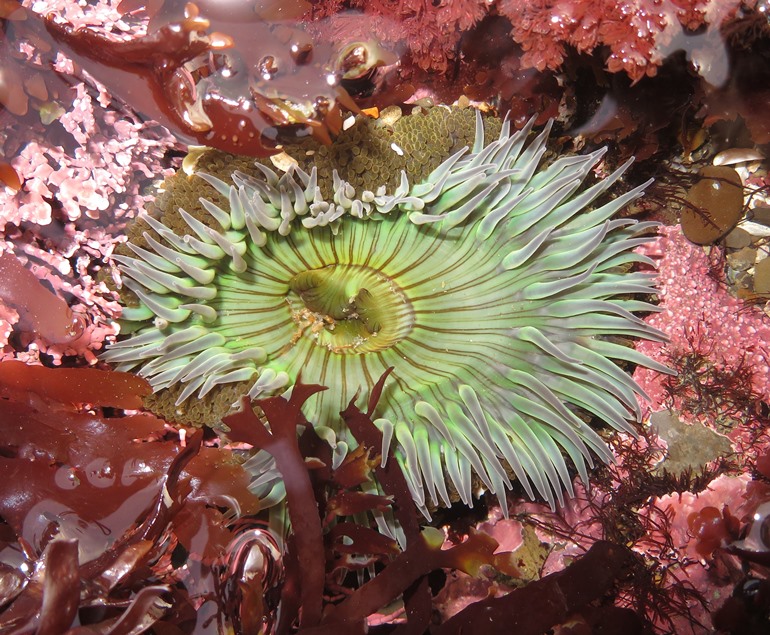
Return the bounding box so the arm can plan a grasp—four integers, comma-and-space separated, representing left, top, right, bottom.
104, 107, 668, 516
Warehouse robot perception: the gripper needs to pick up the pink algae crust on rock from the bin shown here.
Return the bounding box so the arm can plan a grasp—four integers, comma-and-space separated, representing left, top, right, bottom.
633, 225, 770, 410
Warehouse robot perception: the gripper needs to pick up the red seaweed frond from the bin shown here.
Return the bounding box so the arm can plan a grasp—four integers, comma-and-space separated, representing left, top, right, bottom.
226, 383, 329, 628
0, 364, 263, 633
0, 251, 85, 346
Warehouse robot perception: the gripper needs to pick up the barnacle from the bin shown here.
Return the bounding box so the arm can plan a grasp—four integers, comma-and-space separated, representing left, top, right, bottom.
105, 107, 669, 516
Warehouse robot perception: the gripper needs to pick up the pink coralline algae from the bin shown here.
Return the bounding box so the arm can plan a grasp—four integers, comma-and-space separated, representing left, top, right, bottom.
2, 85, 175, 227
633, 224, 770, 411
307, 0, 758, 86
24, 0, 130, 29
307, 0, 490, 74
2, 1, 176, 227
643, 472, 770, 630
0, 0, 178, 365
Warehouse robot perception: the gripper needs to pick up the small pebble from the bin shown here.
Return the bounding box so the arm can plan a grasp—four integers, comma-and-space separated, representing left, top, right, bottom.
712, 148, 764, 166
750, 206, 770, 226
727, 246, 757, 272
681, 166, 744, 245
754, 257, 770, 294
723, 227, 752, 249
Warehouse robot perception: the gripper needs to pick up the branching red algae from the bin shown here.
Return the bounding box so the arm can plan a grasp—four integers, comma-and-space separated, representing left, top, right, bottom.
223, 371, 495, 632
0, 428, 201, 632
340, 368, 434, 632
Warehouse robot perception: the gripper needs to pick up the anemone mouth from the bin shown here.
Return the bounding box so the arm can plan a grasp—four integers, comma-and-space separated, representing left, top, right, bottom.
287, 264, 414, 354
104, 107, 670, 516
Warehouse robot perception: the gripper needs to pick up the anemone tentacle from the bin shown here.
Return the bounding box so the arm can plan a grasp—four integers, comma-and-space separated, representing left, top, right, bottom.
104, 109, 668, 516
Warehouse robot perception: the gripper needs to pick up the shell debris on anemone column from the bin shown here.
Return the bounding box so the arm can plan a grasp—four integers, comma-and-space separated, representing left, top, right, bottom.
103, 105, 670, 518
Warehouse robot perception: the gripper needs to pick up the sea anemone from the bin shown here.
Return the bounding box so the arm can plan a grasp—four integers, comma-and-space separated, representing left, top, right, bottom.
104, 107, 668, 516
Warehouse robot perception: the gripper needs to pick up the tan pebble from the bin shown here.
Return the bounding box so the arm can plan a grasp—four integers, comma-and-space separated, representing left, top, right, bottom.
713, 148, 764, 166
379, 105, 402, 126
754, 257, 770, 294
727, 246, 757, 272
182, 146, 208, 176
270, 151, 299, 173
733, 269, 754, 290
681, 166, 744, 245
723, 227, 753, 249
751, 206, 770, 226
